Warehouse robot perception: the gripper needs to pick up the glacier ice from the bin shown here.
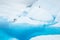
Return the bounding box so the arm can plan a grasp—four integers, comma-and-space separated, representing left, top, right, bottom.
0, 0, 60, 40
30, 35, 60, 40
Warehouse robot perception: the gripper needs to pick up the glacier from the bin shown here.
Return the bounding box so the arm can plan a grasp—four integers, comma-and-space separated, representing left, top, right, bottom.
0, 0, 60, 40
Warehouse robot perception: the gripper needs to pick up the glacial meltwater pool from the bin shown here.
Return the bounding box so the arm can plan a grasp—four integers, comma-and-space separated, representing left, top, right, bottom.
0, 19, 60, 40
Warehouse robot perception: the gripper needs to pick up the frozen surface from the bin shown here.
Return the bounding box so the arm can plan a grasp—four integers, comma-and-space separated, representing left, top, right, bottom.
0, 0, 60, 40
30, 35, 60, 40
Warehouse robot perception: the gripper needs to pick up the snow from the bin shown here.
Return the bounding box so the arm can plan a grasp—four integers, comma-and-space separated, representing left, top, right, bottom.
30, 35, 60, 40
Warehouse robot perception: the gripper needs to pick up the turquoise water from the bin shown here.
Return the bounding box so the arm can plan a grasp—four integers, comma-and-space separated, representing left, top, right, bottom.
0, 20, 60, 40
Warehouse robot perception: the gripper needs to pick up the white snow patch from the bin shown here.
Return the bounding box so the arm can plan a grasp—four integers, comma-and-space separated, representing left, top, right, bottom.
30, 35, 60, 40
27, 7, 53, 22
